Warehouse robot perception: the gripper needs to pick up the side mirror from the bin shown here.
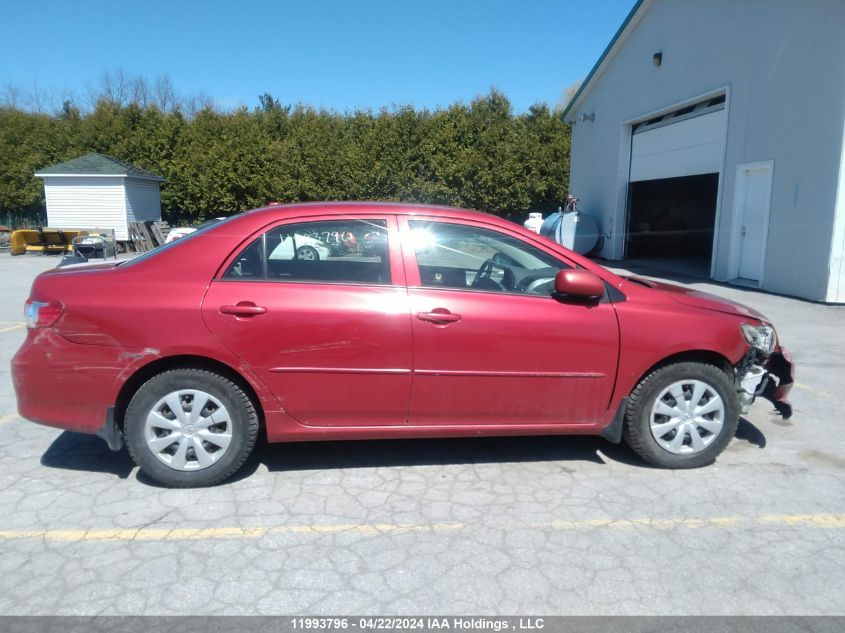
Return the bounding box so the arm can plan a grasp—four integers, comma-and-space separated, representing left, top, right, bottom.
554, 269, 605, 300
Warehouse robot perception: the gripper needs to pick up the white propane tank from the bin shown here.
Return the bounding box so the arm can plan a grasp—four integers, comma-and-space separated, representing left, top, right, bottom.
523, 212, 544, 234
558, 212, 599, 254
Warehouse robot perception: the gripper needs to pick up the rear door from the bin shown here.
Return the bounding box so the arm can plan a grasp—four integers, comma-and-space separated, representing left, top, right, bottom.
400, 217, 620, 426
202, 215, 412, 426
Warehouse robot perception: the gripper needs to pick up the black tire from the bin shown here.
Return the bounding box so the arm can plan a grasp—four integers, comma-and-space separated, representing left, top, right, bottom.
622, 361, 739, 469
124, 369, 259, 487
296, 245, 320, 261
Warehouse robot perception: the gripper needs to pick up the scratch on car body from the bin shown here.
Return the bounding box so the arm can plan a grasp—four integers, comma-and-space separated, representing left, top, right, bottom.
119, 348, 160, 361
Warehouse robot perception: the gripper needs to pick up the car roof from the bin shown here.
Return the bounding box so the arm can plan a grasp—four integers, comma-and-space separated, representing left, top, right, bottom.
243, 201, 508, 227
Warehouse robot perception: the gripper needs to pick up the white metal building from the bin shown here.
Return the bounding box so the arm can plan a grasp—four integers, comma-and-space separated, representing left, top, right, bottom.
564, 0, 845, 302
35, 153, 164, 241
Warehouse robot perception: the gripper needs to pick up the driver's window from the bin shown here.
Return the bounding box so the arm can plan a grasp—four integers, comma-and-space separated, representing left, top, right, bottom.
409, 221, 570, 295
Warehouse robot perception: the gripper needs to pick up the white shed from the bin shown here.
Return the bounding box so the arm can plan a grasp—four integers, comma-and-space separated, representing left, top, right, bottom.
35, 152, 164, 241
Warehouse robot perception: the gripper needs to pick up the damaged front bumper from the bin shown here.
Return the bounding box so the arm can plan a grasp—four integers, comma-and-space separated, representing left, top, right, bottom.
735, 347, 795, 418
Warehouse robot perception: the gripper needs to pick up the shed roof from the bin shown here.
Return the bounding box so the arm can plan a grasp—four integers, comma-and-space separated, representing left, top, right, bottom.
35, 152, 164, 181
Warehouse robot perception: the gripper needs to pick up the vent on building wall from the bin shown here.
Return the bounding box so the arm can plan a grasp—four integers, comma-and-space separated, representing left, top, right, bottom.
631, 95, 726, 134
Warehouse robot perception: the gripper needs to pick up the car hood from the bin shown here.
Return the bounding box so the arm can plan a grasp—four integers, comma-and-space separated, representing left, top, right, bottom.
627, 277, 769, 322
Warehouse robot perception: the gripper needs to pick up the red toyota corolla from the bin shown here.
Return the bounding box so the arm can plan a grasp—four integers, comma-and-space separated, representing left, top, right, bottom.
12, 203, 794, 487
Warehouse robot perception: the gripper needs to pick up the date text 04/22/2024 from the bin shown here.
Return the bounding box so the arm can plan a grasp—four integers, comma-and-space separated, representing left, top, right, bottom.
291, 617, 545, 631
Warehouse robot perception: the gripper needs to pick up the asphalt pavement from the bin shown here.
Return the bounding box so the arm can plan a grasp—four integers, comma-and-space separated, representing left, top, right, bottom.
0, 253, 843, 615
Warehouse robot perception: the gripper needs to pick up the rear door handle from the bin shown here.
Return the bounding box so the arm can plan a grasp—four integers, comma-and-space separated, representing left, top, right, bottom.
220, 302, 267, 317
416, 309, 462, 324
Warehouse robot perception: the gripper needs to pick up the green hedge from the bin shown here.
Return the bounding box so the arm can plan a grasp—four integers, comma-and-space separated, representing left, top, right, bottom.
0, 89, 570, 225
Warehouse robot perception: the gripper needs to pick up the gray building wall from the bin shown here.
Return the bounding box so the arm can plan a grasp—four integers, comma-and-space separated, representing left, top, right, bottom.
567, 0, 845, 301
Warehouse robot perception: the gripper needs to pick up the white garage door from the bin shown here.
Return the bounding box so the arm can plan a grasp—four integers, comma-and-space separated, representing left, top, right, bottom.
630, 105, 726, 182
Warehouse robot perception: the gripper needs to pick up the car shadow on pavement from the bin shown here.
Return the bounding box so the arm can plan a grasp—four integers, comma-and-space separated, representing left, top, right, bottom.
230, 418, 769, 482
40, 431, 135, 479
126, 436, 649, 488
235, 434, 649, 481
38, 420, 768, 484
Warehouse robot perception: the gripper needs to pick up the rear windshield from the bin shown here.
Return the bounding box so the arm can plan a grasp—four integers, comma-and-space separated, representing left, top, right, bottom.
119, 216, 238, 267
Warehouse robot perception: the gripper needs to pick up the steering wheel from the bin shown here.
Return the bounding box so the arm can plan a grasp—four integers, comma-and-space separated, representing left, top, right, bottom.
523, 277, 555, 294
471, 259, 495, 288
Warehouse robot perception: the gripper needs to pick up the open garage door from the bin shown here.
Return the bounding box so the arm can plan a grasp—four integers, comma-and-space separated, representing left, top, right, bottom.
626, 96, 726, 276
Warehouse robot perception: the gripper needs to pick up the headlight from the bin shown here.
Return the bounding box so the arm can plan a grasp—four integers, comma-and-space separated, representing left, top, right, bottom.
741, 323, 777, 355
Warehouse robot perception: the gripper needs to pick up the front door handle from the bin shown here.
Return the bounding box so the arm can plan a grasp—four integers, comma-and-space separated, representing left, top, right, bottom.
220, 302, 267, 317
416, 308, 462, 324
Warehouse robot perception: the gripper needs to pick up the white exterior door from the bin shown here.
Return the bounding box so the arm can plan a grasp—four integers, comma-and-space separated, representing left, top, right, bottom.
734, 162, 773, 282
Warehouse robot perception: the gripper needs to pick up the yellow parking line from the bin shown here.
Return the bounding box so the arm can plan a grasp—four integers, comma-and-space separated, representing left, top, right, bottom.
0, 522, 466, 542
0, 514, 842, 543
0, 323, 25, 334
758, 513, 845, 528
530, 516, 743, 530
0, 413, 18, 425
794, 382, 834, 399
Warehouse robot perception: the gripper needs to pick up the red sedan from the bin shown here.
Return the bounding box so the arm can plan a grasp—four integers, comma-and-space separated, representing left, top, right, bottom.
12, 203, 794, 487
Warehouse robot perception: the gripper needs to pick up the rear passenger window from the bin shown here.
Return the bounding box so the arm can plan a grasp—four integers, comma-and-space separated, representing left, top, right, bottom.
223, 219, 391, 285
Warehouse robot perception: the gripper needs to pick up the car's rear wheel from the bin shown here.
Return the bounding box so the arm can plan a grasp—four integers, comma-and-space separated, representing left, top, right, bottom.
296, 245, 320, 261
124, 369, 259, 487
623, 361, 738, 468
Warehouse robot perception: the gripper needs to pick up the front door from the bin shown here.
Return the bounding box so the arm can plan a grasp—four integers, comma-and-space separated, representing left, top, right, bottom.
202, 215, 412, 426
400, 218, 620, 426
735, 162, 773, 282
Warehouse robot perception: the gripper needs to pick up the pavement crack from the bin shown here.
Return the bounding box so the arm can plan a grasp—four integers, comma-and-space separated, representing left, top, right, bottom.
134, 509, 174, 531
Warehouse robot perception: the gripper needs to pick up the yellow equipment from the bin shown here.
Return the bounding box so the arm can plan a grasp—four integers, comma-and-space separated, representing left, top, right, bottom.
10, 228, 88, 256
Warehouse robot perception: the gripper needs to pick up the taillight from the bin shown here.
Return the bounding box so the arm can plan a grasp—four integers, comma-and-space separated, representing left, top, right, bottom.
24, 300, 63, 329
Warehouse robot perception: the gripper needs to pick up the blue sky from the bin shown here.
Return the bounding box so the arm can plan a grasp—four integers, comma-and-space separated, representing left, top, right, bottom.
1, 0, 635, 112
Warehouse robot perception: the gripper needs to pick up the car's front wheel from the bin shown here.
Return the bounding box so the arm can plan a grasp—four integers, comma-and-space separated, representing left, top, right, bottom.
124, 369, 259, 487
623, 361, 739, 468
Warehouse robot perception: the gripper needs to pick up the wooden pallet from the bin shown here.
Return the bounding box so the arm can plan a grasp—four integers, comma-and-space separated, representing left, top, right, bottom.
128, 221, 172, 252
150, 221, 171, 245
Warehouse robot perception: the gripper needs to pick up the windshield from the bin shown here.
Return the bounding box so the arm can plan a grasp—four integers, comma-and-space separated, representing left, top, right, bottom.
119, 215, 239, 267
